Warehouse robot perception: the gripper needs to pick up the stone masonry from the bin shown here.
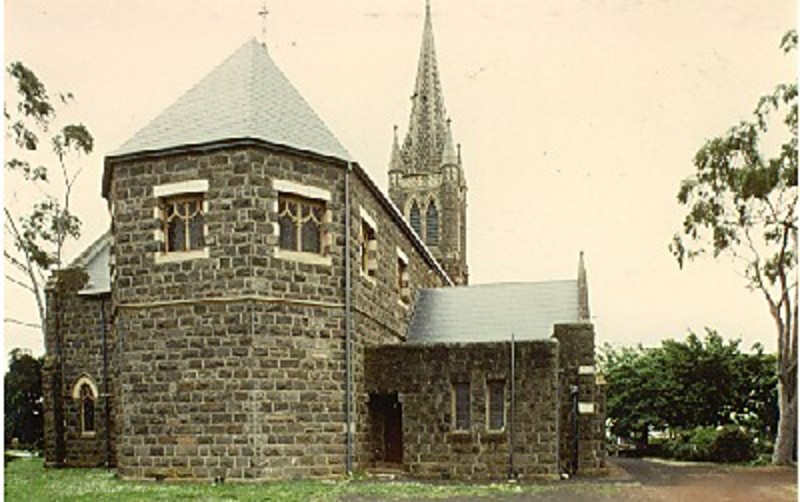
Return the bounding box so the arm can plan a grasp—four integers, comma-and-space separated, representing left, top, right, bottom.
366, 341, 561, 480
103, 144, 445, 480
43, 272, 115, 468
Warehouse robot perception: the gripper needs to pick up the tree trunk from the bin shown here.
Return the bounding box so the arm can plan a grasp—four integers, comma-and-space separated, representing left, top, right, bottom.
773, 378, 797, 465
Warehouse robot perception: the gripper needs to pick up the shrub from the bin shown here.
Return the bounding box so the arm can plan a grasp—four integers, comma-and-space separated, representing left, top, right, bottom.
708, 426, 756, 463
662, 426, 756, 463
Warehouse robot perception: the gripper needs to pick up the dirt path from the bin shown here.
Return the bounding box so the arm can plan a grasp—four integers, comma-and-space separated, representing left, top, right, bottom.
343, 458, 797, 501
612, 457, 797, 502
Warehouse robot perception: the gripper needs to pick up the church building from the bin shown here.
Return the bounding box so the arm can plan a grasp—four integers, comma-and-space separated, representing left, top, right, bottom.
43, 3, 605, 481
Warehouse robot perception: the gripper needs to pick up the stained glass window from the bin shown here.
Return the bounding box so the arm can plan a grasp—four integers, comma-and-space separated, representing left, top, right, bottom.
163, 195, 204, 252
278, 194, 324, 254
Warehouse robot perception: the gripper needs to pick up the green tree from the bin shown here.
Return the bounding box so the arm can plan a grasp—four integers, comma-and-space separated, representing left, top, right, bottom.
601, 331, 778, 445
4, 62, 93, 335
4, 349, 44, 449
670, 30, 797, 465
600, 344, 668, 447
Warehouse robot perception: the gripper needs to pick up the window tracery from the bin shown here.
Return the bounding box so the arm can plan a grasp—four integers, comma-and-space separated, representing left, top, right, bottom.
278, 194, 324, 254
162, 195, 205, 252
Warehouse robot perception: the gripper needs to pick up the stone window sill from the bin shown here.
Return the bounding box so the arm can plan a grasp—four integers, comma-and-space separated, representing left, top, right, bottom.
153, 248, 210, 264
483, 430, 507, 441
274, 248, 332, 267
447, 430, 473, 442
360, 270, 377, 285
80, 431, 97, 438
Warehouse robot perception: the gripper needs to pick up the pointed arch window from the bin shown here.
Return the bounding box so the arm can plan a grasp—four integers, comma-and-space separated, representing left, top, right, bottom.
72, 376, 97, 436
425, 201, 439, 246
80, 384, 96, 434
409, 201, 422, 237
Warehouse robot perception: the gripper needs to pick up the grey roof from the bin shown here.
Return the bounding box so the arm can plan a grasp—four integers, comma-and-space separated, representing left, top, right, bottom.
68, 231, 111, 296
110, 38, 350, 161
408, 281, 580, 344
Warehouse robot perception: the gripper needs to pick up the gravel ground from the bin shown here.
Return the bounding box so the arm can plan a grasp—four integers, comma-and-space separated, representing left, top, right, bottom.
343, 457, 797, 501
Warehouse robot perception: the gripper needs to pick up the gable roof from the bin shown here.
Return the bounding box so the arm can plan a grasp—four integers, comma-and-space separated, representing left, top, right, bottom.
408, 281, 580, 344
68, 231, 112, 296
109, 38, 350, 162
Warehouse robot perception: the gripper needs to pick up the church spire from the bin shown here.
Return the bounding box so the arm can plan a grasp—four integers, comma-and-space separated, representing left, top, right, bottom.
401, 0, 449, 171
578, 252, 591, 321
388, 1, 469, 286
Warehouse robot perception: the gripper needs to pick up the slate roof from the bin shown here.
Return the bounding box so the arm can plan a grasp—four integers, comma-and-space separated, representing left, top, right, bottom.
408, 281, 580, 344
68, 231, 112, 296
110, 38, 350, 161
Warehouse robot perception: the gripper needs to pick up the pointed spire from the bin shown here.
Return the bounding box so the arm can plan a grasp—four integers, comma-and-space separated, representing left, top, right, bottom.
441, 118, 458, 167
578, 252, 591, 321
389, 125, 405, 172
401, 0, 449, 171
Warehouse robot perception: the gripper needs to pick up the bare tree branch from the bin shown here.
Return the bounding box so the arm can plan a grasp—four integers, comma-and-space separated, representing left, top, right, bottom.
4, 207, 46, 335
4, 318, 42, 329
5, 274, 36, 293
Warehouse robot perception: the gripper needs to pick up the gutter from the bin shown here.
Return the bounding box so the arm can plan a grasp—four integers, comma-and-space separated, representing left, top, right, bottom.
102, 137, 350, 199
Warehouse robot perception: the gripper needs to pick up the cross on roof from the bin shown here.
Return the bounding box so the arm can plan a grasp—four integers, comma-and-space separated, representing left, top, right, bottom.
258, 2, 269, 46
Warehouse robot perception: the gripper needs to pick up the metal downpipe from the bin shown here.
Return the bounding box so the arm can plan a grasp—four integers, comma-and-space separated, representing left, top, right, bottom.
344, 163, 353, 475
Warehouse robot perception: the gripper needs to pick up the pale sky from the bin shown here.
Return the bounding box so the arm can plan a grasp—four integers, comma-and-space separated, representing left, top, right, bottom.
3, 0, 796, 362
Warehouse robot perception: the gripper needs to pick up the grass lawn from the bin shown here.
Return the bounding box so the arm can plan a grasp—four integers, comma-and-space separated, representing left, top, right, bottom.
4, 457, 616, 501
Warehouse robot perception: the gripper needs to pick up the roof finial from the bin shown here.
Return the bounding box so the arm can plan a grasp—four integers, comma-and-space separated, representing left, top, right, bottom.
258, 2, 270, 48
441, 118, 458, 167
390, 125, 406, 172
578, 251, 590, 321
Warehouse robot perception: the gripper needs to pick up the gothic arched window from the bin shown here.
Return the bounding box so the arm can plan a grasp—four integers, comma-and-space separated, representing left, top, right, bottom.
80, 384, 96, 434
72, 376, 97, 436
426, 201, 439, 246
409, 201, 422, 237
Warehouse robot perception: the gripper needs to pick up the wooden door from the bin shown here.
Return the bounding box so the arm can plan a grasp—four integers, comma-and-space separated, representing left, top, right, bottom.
384, 400, 403, 463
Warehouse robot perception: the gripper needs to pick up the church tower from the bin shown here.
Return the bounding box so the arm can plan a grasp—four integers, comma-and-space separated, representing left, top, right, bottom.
389, 1, 468, 285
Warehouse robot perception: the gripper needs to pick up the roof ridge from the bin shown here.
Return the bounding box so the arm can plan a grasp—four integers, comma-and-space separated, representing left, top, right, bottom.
245, 39, 258, 134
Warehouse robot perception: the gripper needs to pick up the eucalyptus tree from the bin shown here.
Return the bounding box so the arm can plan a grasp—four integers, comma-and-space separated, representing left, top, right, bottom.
4, 62, 93, 336
671, 31, 797, 464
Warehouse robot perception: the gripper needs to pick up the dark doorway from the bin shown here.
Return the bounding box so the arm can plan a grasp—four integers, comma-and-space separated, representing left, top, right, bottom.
384, 396, 403, 463
370, 392, 403, 464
